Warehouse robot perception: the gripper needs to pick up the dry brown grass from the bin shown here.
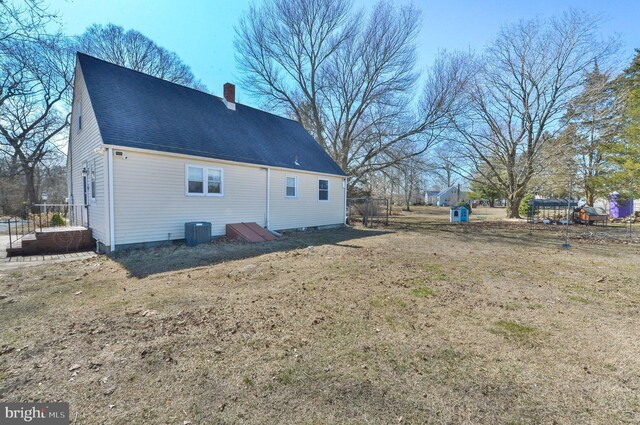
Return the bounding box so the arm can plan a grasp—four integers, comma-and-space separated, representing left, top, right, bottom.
1, 206, 640, 424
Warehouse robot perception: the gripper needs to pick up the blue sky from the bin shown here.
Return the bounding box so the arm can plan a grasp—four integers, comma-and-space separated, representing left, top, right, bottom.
49, 0, 640, 107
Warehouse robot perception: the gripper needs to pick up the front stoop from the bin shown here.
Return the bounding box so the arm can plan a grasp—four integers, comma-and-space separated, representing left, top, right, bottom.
6, 228, 94, 257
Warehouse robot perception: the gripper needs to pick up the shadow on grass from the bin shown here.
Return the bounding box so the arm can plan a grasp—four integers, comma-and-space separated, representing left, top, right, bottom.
110, 226, 391, 278
110, 217, 633, 279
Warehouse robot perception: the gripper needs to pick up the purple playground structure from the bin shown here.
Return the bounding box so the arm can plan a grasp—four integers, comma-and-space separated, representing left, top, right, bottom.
610, 192, 633, 218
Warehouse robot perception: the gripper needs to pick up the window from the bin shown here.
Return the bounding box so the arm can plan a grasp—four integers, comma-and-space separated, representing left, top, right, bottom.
187, 166, 204, 194
318, 179, 329, 201
207, 169, 222, 194
186, 165, 223, 196
286, 176, 297, 197
77, 100, 82, 131
90, 161, 96, 202
84, 160, 96, 203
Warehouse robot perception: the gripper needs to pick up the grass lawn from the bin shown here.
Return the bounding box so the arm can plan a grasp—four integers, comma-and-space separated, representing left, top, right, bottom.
1, 206, 640, 424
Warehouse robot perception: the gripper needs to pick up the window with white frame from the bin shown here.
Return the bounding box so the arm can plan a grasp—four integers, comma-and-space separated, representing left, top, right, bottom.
318, 179, 329, 201
286, 176, 297, 197
207, 168, 222, 194
84, 160, 96, 203
186, 165, 223, 196
90, 160, 96, 202
77, 100, 83, 132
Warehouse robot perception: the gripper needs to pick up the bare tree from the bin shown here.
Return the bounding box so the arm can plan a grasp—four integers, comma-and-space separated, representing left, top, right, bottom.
397, 154, 428, 211
235, 0, 468, 188
0, 1, 73, 207
454, 10, 617, 217
0, 0, 51, 43
76, 24, 206, 90
430, 144, 458, 188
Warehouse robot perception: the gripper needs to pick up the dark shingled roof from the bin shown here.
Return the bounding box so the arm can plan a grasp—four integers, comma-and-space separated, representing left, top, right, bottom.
77, 53, 346, 176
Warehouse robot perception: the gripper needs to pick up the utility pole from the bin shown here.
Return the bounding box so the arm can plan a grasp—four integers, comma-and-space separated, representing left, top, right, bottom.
563, 180, 572, 249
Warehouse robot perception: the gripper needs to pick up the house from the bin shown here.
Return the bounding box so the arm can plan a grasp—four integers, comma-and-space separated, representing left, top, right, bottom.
436, 185, 465, 207
67, 53, 347, 252
450, 205, 469, 223
425, 190, 439, 205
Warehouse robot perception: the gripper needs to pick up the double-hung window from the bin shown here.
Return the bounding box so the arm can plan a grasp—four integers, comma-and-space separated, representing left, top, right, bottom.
186, 165, 223, 196
207, 169, 222, 194
318, 179, 329, 201
286, 176, 297, 197
77, 100, 83, 132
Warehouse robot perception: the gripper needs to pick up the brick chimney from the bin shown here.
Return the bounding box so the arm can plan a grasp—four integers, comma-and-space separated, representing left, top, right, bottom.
223, 83, 236, 110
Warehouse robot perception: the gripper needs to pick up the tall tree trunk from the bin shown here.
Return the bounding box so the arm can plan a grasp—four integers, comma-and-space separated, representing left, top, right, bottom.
23, 165, 38, 207
507, 194, 523, 218
586, 186, 595, 206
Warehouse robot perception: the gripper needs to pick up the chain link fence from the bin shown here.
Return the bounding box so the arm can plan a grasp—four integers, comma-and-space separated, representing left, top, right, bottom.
347, 198, 389, 227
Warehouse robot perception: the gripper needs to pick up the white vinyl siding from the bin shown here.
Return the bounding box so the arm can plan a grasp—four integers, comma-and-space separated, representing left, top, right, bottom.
269, 169, 344, 231
113, 151, 267, 244
68, 64, 108, 244
111, 149, 345, 245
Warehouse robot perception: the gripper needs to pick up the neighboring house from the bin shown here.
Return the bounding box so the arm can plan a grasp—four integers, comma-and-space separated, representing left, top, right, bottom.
67, 53, 347, 252
436, 185, 465, 207
425, 190, 439, 205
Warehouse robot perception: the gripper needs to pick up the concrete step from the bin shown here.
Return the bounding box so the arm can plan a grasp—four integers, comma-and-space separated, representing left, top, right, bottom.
20, 234, 37, 247
5, 228, 93, 257
6, 238, 26, 256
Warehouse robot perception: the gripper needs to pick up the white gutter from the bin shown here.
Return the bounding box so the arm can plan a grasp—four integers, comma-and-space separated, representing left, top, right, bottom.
108, 147, 115, 252
101, 144, 347, 178
266, 167, 271, 229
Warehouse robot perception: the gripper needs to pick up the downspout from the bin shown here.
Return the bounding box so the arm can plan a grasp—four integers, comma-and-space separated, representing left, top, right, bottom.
67, 135, 73, 205
343, 177, 348, 225
108, 147, 115, 252
266, 167, 271, 229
